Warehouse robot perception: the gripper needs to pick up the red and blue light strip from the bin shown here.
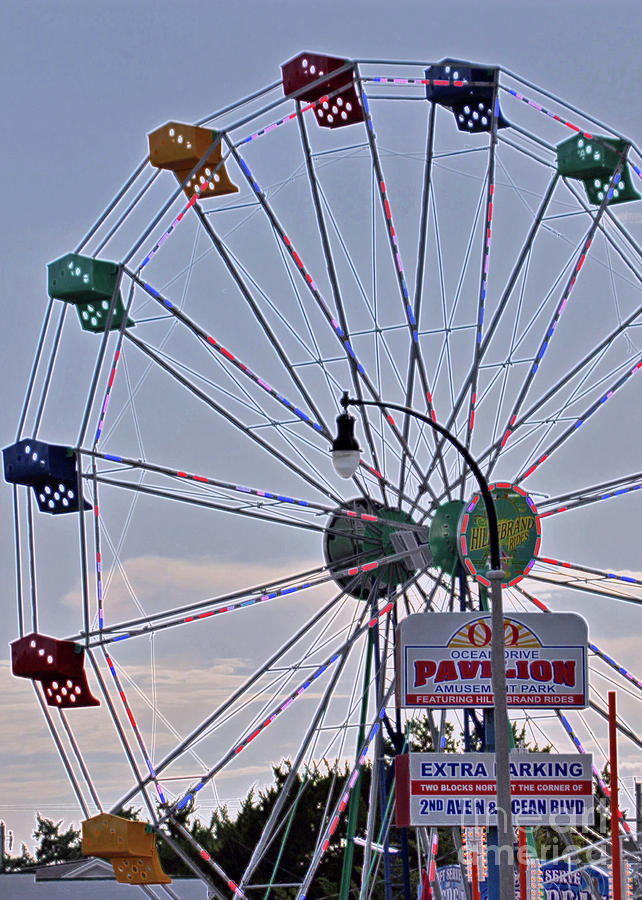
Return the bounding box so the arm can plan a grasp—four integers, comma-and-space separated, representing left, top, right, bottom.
520, 588, 642, 695
540, 480, 642, 519
503, 86, 642, 185
139, 194, 199, 271
297, 712, 384, 900
91, 544, 411, 647
361, 86, 417, 344
174, 651, 343, 813
231, 149, 368, 379
518, 356, 642, 483
538, 556, 642, 588
138, 279, 324, 434
503, 87, 597, 137
94, 349, 121, 446
97, 448, 424, 533
241, 96, 329, 145
104, 652, 167, 804
557, 712, 632, 834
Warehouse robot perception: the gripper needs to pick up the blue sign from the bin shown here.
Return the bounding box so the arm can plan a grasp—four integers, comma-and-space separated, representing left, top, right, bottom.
541, 861, 609, 898
436, 865, 466, 900
477, 862, 610, 899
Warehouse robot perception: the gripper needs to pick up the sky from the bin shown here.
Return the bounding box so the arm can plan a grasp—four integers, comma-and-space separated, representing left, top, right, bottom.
1, 0, 641, 867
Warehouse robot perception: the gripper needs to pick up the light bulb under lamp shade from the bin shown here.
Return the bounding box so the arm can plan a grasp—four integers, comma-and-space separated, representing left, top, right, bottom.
332, 448, 361, 479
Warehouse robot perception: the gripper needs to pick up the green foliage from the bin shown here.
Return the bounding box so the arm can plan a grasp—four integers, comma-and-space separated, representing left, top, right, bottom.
32, 814, 83, 865
2, 815, 83, 870
2, 843, 35, 872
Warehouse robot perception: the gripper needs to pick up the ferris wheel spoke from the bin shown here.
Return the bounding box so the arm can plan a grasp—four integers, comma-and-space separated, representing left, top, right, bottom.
357, 77, 451, 503
538, 470, 642, 518
123, 331, 342, 502
87, 472, 333, 536
525, 571, 642, 607
86, 447, 428, 537
513, 352, 642, 485
534, 556, 642, 588
84, 539, 420, 649
75, 557, 362, 644
400, 104, 438, 500
563, 178, 642, 283
414, 170, 560, 504
486, 152, 629, 474
296, 104, 389, 503
237, 599, 371, 891
110, 574, 368, 813
225, 135, 438, 497
156, 593, 398, 826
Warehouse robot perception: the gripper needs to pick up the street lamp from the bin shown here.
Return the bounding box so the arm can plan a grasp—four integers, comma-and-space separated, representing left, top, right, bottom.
331, 401, 361, 479
332, 393, 514, 900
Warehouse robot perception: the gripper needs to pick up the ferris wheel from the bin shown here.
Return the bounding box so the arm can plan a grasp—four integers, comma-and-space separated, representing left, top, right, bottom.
5, 52, 642, 898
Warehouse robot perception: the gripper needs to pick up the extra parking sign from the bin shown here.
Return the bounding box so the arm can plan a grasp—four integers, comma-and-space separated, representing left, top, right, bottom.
395, 752, 594, 827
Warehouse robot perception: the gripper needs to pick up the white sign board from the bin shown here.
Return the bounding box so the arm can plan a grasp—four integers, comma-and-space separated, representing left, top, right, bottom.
395, 752, 594, 827
396, 613, 588, 708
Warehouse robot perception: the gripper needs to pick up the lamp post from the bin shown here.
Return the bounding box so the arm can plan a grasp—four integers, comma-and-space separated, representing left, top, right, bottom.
332, 393, 514, 900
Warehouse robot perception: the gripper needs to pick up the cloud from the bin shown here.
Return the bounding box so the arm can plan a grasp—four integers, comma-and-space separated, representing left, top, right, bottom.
61, 553, 325, 621
614, 209, 642, 225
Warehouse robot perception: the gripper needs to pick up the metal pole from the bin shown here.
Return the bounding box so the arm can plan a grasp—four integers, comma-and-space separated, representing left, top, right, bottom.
518, 827, 527, 900
488, 567, 513, 899
608, 691, 622, 900
341, 395, 514, 896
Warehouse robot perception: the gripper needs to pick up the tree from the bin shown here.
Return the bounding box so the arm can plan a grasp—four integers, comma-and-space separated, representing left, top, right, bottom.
32, 814, 83, 865
2, 843, 35, 872
1, 815, 83, 871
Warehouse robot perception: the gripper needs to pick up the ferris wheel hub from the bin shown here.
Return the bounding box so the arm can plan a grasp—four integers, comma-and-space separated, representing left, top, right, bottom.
324, 498, 423, 598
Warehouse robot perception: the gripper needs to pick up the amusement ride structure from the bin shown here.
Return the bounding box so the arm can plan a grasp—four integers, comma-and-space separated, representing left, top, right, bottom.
5, 52, 642, 899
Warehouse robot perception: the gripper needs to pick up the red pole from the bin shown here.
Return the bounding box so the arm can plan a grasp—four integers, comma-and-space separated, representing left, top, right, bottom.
518, 827, 528, 900
471, 851, 481, 900
419, 866, 431, 900
609, 691, 622, 900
